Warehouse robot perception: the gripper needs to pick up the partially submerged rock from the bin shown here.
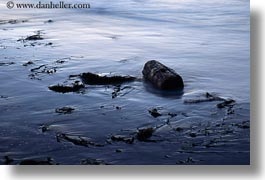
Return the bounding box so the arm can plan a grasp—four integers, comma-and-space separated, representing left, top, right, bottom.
22, 61, 34, 66
25, 34, 43, 41
48, 81, 84, 93
80, 72, 136, 85
110, 135, 134, 144
56, 133, 103, 147
136, 127, 154, 141
148, 108, 162, 118
217, 99, 235, 108
142, 60, 184, 90
55, 107, 75, 114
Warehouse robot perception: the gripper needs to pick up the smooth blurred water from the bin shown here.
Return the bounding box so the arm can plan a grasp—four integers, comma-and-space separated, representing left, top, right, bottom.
0, 0, 250, 164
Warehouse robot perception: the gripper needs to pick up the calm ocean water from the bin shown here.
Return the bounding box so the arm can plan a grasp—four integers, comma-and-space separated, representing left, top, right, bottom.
0, 0, 249, 164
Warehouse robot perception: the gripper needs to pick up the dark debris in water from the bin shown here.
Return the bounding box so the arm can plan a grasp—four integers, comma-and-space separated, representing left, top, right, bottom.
22, 61, 34, 66
112, 85, 134, 99
217, 99, 236, 109
136, 127, 154, 141
49, 81, 84, 93
55, 107, 75, 114
40, 124, 49, 133
80, 72, 136, 85
148, 108, 162, 118
25, 34, 43, 41
0, 95, 8, 99
45, 19, 54, 23
0, 19, 28, 25
110, 135, 134, 144
56, 133, 104, 147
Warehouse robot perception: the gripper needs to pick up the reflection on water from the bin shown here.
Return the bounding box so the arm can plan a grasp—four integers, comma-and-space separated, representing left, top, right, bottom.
0, 0, 249, 164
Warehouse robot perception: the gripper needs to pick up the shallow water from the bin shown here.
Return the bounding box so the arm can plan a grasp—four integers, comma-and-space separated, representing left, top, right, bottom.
0, 0, 249, 164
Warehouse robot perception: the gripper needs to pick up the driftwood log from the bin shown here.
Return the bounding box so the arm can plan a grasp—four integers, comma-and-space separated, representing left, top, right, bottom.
142, 60, 184, 90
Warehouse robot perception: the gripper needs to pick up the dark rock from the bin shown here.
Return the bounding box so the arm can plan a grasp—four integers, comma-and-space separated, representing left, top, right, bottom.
55, 107, 75, 114
175, 127, 184, 132
45, 19, 53, 23
56, 133, 104, 147
22, 61, 34, 66
25, 34, 43, 41
217, 99, 235, 108
80, 72, 136, 85
189, 132, 197, 137
48, 81, 84, 93
136, 128, 154, 141
111, 135, 134, 144
142, 60, 184, 90
0, 95, 8, 99
45, 42, 53, 46
148, 108, 162, 118
115, 149, 123, 153
39, 124, 49, 133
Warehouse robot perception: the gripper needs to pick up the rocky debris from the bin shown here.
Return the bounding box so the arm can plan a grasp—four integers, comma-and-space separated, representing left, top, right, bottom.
184, 92, 225, 104
19, 157, 57, 165
110, 135, 134, 144
55, 107, 75, 114
217, 99, 235, 108
148, 108, 162, 118
48, 81, 84, 93
25, 34, 43, 41
56, 133, 104, 147
143, 60, 184, 90
81, 158, 109, 165
80, 72, 136, 85
136, 127, 154, 141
